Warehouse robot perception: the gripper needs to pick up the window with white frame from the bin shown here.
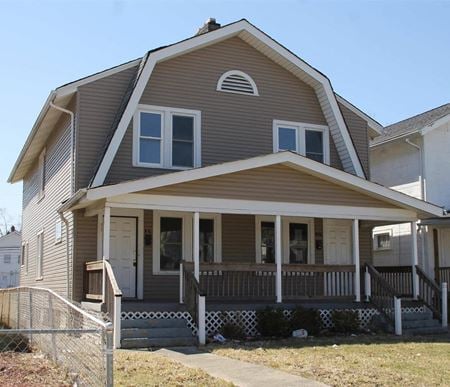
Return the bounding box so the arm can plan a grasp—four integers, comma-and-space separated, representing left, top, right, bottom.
38, 149, 46, 200
273, 120, 330, 164
153, 211, 221, 274
373, 231, 391, 251
55, 220, 62, 244
133, 105, 201, 169
3, 255, 10, 264
36, 231, 44, 279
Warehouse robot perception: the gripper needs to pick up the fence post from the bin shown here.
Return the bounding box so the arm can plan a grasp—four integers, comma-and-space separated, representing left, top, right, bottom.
105, 323, 114, 387
394, 296, 402, 335
442, 282, 448, 328
179, 262, 184, 304
48, 293, 58, 361
364, 266, 371, 302
198, 295, 206, 345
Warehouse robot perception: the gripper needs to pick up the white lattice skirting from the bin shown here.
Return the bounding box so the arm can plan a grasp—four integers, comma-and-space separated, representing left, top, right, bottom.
121, 306, 425, 337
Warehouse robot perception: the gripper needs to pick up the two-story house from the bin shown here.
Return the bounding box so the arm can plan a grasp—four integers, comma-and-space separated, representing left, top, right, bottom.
8, 19, 446, 347
0, 227, 21, 288
371, 104, 450, 286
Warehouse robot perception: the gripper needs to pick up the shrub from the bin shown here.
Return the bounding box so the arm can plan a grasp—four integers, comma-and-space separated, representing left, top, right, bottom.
331, 310, 360, 333
220, 322, 246, 340
256, 307, 289, 337
289, 307, 322, 335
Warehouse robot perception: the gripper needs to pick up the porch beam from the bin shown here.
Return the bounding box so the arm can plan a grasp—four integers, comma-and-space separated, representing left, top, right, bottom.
352, 218, 361, 302
411, 221, 419, 299
275, 215, 282, 303
193, 211, 200, 281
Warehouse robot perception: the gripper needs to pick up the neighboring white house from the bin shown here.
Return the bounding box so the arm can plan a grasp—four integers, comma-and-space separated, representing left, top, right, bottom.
370, 103, 450, 280
0, 228, 21, 288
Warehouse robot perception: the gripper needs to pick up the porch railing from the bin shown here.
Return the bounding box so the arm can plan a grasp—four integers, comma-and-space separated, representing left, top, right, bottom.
374, 266, 413, 297
83, 260, 103, 301
437, 267, 450, 286
365, 264, 402, 334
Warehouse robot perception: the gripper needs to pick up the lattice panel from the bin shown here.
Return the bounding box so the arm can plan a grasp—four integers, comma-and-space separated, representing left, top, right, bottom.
205, 311, 258, 336
122, 311, 197, 334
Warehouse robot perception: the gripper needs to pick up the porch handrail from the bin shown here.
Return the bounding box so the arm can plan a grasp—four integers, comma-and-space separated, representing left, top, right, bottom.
374, 266, 413, 297
365, 264, 402, 333
180, 262, 206, 345
103, 260, 122, 348
415, 265, 444, 323
84, 260, 103, 301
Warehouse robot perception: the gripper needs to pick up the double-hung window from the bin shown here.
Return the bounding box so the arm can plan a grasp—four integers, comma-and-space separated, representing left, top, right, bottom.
273, 120, 329, 164
134, 105, 201, 169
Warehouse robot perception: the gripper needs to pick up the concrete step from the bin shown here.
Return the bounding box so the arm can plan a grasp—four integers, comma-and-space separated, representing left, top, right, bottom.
121, 318, 188, 329
121, 327, 193, 339
81, 301, 103, 312
403, 326, 448, 336
402, 318, 441, 329
402, 311, 433, 321
121, 336, 196, 349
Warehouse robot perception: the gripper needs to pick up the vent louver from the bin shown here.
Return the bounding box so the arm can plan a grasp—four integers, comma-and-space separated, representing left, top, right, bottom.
217, 70, 259, 96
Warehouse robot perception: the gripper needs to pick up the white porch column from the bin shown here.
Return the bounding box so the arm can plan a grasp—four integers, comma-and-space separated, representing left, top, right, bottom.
411, 221, 419, 299
102, 206, 111, 303
275, 215, 282, 303
193, 211, 200, 281
352, 218, 361, 302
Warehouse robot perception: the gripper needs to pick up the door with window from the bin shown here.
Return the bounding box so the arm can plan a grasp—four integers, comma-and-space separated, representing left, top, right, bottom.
109, 217, 137, 298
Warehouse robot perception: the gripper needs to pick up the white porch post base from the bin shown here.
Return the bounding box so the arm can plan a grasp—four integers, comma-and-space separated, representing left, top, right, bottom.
364, 266, 371, 302
352, 219, 361, 302
193, 212, 200, 281
394, 296, 402, 335
113, 295, 122, 349
179, 262, 184, 304
198, 295, 206, 345
275, 215, 282, 303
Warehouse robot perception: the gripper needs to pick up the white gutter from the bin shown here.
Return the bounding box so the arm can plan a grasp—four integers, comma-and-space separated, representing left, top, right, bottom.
405, 138, 425, 201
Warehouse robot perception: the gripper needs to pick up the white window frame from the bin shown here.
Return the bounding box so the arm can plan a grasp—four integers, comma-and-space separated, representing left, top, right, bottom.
36, 230, 44, 280
216, 70, 259, 96
21, 241, 28, 274
255, 216, 315, 264
373, 229, 392, 251
133, 105, 201, 170
38, 148, 46, 201
152, 211, 221, 275
273, 120, 330, 165
54, 220, 62, 244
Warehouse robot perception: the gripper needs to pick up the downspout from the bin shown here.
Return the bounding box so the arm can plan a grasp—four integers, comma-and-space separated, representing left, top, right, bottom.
50, 100, 75, 299
405, 138, 427, 272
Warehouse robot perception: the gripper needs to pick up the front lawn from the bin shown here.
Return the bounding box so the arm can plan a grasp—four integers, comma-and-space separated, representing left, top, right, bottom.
115, 349, 233, 386
209, 334, 450, 386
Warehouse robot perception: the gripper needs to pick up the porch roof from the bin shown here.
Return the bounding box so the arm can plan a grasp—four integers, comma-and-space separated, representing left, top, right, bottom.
61, 152, 445, 219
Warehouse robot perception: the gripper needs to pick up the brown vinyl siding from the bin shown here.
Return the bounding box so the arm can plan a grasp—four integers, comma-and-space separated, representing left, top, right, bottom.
20, 99, 75, 298
222, 214, 255, 263
339, 102, 370, 178
105, 36, 345, 184
146, 164, 396, 208
76, 65, 138, 189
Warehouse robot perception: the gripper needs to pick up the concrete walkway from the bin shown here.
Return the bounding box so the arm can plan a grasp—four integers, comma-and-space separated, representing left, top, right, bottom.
154, 347, 328, 387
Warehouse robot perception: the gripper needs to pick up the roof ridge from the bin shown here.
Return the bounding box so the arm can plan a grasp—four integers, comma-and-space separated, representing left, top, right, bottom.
385, 102, 450, 129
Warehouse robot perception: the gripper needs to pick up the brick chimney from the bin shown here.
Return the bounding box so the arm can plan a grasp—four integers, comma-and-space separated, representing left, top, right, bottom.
196, 18, 221, 35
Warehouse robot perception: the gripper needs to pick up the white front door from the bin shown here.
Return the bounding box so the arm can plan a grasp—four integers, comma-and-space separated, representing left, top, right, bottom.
109, 217, 137, 298
324, 219, 352, 264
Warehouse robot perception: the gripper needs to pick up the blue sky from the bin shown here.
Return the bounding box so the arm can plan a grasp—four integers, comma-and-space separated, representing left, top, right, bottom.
1, 0, 449, 226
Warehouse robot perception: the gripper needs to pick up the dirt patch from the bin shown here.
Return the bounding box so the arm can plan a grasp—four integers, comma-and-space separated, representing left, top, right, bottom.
0, 352, 73, 386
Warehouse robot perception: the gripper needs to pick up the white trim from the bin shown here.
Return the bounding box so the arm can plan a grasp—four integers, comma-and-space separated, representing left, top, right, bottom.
36, 229, 44, 280
273, 120, 330, 165
352, 218, 361, 302
216, 70, 259, 96
98, 207, 144, 299
275, 215, 282, 303
91, 20, 365, 186
335, 94, 383, 135
107, 193, 418, 221
133, 105, 201, 169
87, 152, 443, 217
372, 228, 393, 251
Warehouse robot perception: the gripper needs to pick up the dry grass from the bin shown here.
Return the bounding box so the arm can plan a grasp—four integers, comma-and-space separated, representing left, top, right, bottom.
209, 334, 450, 386
0, 352, 72, 386
115, 349, 233, 386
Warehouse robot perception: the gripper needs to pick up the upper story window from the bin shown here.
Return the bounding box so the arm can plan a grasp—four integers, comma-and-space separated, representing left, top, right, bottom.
273, 120, 330, 164
133, 105, 201, 169
38, 149, 46, 200
217, 70, 259, 96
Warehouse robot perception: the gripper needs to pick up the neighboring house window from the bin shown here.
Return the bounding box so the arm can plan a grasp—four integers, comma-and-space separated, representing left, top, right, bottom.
3, 255, 10, 264
373, 231, 391, 251
38, 149, 46, 200
273, 120, 330, 164
36, 231, 44, 279
216, 70, 259, 96
55, 220, 62, 244
133, 105, 201, 169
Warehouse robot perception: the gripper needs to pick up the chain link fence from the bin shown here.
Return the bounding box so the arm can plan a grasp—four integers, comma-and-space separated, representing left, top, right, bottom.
0, 287, 113, 386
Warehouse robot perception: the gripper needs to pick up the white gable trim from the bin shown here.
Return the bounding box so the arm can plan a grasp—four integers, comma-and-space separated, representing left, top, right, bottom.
91, 20, 365, 187
87, 152, 444, 217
